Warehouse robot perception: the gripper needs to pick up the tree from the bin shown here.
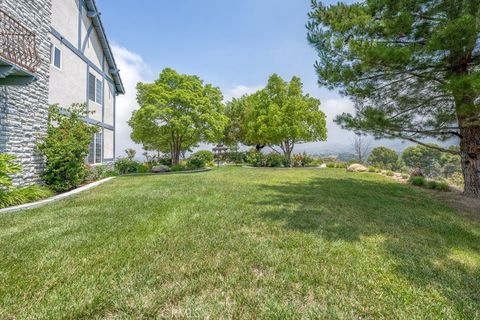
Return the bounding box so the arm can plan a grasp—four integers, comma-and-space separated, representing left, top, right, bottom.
352, 134, 371, 163
368, 147, 398, 170
225, 74, 327, 162
439, 146, 462, 178
129, 68, 227, 165
307, 1, 480, 197
38, 104, 98, 192
125, 148, 136, 161
402, 144, 443, 177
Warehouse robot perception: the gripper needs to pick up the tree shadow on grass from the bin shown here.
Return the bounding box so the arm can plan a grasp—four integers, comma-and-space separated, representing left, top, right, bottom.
255, 176, 480, 317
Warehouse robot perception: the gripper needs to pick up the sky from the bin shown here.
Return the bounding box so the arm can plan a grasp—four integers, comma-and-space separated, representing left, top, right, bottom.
97, 0, 412, 157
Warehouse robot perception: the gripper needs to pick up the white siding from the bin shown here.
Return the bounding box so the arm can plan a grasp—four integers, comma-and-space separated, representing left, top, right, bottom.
81, 8, 103, 70
51, 0, 80, 47
48, 36, 87, 107
104, 82, 114, 126
104, 129, 114, 159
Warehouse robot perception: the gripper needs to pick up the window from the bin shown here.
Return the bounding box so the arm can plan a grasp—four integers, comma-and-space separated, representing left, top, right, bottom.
52, 46, 62, 69
88, 73, 96, 102
96, 78, 103, 104
87, 132, 103, 164
95, 132, 103, 163
88, 73, 103, 104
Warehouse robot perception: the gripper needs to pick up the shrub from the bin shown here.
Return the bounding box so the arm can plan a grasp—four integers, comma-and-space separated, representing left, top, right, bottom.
37, 104, 98, 192
104, 170, 119, 177
171, 164, 185, 172
425, 180, 450, 192
85, 164, 110, 182
402, 174, 409, 180
0, 154, 21, 189
246, 150, 265, 167
187, 151, 214, 169
310, 158, 323, 166
385, 171, 395, 176
158, 157, 173, 166
115, 158, 141, 175
0, 185, 54, 209
137, 164, 150, 173
326, 162, 336, 168
368, 166, 377, 173
292, 152, 314, 167
335, 162, 347, 169
435, 181, 450, 192
265, 153, 287, 167
426, 180, 438, 189
227, 151, 247, 164
409, 176, 426, 186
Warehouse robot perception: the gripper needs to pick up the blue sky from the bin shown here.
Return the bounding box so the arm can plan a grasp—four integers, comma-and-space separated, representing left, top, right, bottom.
97, 0, 406, 155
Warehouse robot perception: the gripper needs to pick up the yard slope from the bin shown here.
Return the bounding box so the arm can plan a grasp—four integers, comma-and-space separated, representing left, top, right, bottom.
0, 167, 479, 319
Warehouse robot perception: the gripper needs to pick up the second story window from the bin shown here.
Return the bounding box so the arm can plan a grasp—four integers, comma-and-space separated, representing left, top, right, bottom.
52, 46, 62, 70
88, 73, 103, 104
96, 78, 103, 104
88, 73, 96, 102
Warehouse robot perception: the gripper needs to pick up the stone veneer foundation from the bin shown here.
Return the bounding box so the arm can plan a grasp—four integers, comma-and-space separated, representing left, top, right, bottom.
0, 0, 52, 185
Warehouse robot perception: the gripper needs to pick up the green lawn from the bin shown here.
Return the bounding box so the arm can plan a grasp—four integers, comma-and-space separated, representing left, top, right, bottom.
0, 167, 479, 319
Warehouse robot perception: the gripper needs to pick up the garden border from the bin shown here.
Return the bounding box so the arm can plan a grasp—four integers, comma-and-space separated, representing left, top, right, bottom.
123, 168, 212, 176
241, 165, 326, 169
0, 177, 116, 214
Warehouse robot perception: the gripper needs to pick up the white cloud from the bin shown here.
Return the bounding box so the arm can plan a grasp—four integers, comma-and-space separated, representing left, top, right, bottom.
320, 97, 356, 144
224, 85, 263, 102
112, 44, 154, 159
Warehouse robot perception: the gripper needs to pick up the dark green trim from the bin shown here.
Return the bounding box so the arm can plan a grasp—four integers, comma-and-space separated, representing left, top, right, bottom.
50, 27, 116, 88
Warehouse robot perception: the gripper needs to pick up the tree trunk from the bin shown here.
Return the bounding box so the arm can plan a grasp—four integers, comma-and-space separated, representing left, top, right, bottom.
172, 144, 181, 165
282, 141, 294, 167
459, 123, 480, 198
256, 144, 265, 151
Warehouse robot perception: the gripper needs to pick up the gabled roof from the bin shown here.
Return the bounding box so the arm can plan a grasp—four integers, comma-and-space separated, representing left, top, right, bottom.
84, 0, 125, 94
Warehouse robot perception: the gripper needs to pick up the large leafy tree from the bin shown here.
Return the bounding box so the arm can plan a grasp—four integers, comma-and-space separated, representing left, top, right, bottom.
225, 74, 327, 161
368, 146, 399, 170
402, 144, 443, 177
307, 0, 480, 197
129, 68, 227, 165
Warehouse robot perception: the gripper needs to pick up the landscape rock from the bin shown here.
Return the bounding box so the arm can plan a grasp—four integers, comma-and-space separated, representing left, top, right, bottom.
410, 168, 424, 177
151, 165, 171, 173
347, 164, 368, 172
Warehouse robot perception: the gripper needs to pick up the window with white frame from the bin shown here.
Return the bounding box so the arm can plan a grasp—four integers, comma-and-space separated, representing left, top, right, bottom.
88, 72, 103, 104
51, 46, 62, 69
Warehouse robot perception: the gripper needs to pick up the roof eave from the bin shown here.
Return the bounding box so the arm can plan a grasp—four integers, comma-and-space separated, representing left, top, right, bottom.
84, 0, 125, 95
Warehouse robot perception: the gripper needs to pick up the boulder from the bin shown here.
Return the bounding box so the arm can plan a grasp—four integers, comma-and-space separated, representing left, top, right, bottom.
151, 165, 171, 173
347, 164, 368, 172
410, 168, 424, 177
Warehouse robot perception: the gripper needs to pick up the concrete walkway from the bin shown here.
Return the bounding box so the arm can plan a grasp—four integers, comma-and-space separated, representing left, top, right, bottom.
0, 177, 115, 214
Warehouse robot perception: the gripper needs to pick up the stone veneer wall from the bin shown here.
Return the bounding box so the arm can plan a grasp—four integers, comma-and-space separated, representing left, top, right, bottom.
0, 0, 52, 185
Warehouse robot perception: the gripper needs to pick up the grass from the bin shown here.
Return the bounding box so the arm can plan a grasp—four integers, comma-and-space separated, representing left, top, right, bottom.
0, 167, 479, 319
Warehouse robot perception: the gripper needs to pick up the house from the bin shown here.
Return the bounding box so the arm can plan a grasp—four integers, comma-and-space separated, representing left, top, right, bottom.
0, 0, 125, 185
